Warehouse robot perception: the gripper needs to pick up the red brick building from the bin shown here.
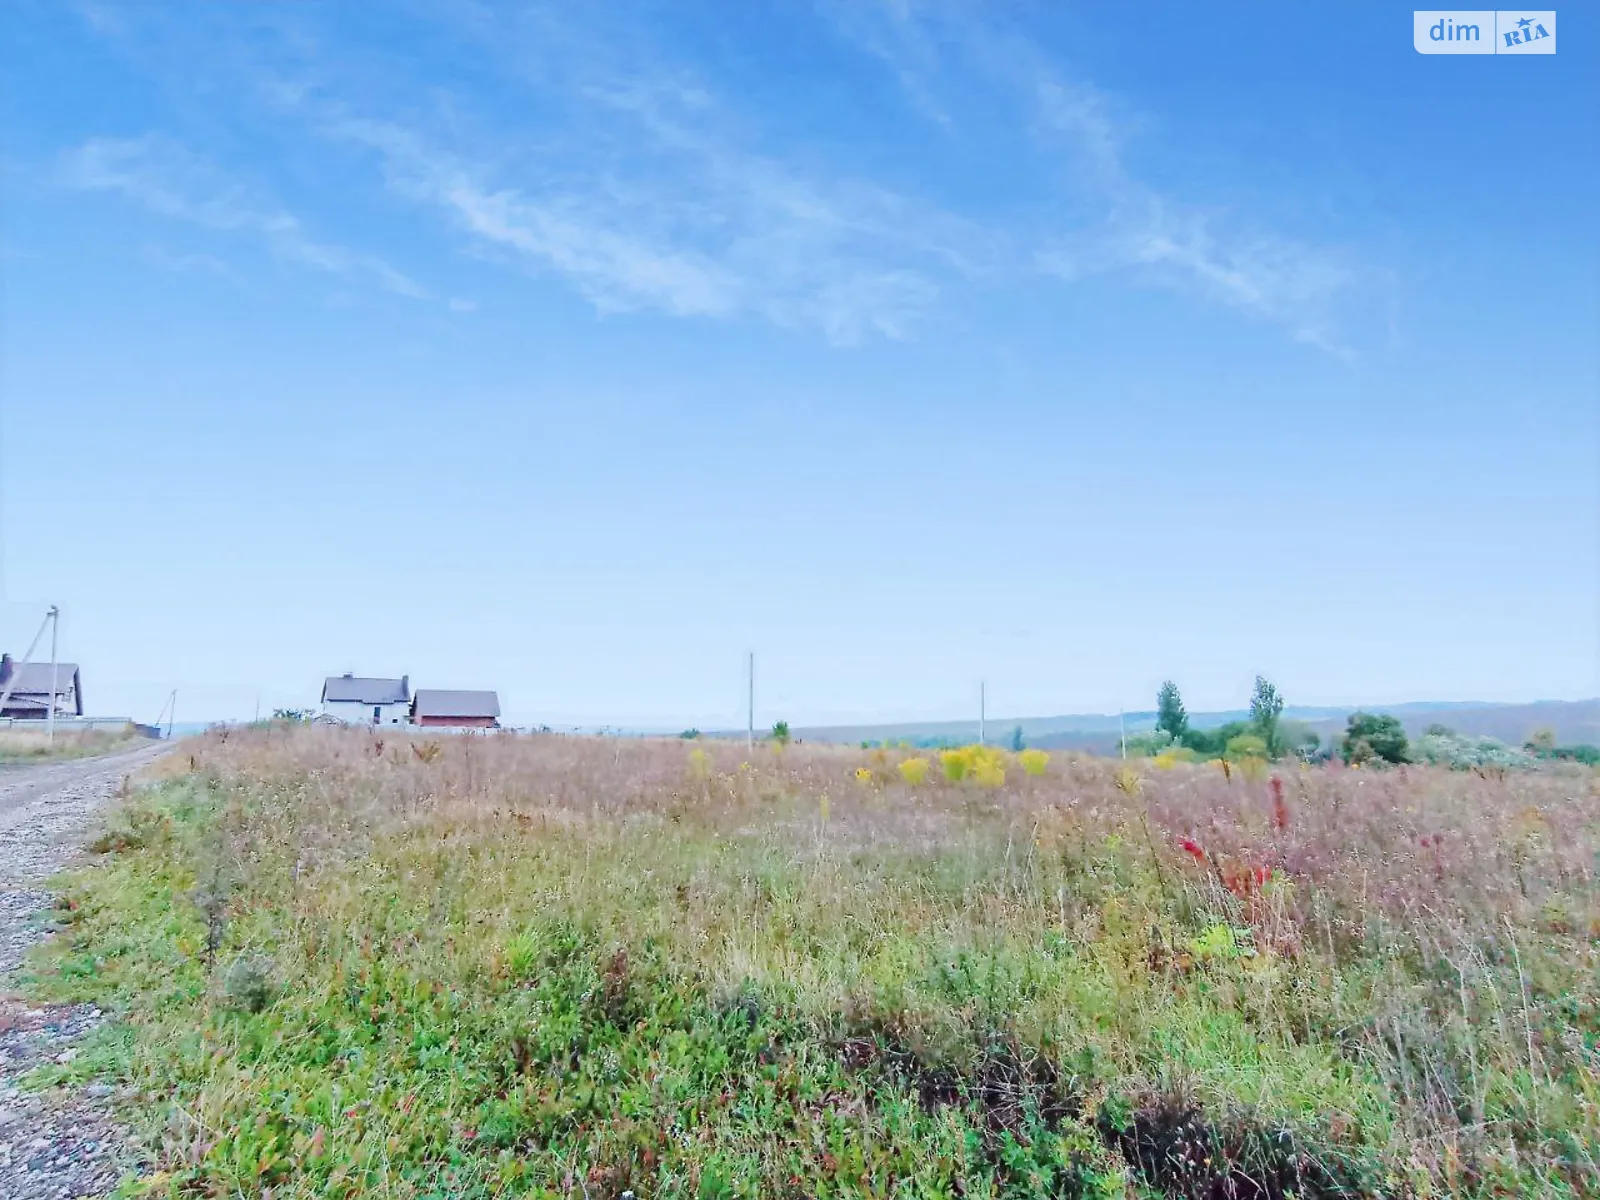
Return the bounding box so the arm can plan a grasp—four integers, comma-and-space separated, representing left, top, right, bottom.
411, 689, 500, 728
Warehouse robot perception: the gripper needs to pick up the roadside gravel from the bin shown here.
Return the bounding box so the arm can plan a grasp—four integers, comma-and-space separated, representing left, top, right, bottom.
0, 743, 172, 1200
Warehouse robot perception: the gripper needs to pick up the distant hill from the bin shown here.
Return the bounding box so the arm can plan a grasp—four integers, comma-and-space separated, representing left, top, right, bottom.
779, 699, 1599, 754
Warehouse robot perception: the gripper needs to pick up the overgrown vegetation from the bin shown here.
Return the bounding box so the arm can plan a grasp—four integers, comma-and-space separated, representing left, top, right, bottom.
0, 723, 143, 763
21, 727, 1599, 1198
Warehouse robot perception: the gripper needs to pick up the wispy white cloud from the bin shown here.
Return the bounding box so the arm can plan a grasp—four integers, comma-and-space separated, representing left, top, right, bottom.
63, 2, 1374, 349
326, 85, 997, 344
824, 2, 1367, 350
58, 134, 433, 301
812, 0, 952, 125
1029, 79, 1358, 351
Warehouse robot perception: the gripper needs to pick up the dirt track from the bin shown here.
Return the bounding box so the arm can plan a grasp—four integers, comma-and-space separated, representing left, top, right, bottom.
0, 743, 172, 833
0, 739, 175, 1198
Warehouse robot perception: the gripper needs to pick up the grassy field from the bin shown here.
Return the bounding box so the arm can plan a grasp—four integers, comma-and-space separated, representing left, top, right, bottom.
0, 724, 144, 763
19, 727, 1599, 1198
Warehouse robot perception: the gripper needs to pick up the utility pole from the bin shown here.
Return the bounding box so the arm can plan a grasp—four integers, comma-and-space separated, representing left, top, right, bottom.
1119, 710, 1127, 759
45, 606, 59, 746
746, 651, 754, 752
979, 681, 986, 746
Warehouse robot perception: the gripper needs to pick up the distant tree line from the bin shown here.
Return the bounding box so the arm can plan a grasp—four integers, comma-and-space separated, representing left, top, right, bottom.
1134, 676, 1316, 762
1139, 681, 1600, 769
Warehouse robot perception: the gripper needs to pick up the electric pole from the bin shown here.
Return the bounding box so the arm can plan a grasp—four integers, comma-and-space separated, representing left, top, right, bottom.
45, 606, 59, 745
1119, 710, 1127, 759
746, 651, 754, 752
979, 681, 986, 746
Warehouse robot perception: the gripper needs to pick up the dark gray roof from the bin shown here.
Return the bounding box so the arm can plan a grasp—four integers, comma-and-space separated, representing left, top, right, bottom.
2, 662, 79, 696
412, 689, 500, 719
321, 675, 409, 704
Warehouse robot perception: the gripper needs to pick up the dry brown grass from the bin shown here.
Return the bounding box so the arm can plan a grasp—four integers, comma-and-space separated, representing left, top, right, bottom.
0, 724, 143, 763
33, 724, 1600, 1197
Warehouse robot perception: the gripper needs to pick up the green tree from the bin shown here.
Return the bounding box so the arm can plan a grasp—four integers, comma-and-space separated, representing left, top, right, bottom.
1249, 676, 1285, 756
1342, 711, 1409, 764
1155, 681, 1189, 741
679, 728, 701, 739
770, 720, 791, 746
1009, 725, 1026, 752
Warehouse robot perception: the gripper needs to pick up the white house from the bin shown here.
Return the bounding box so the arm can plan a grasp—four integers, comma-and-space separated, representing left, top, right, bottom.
320, 673, 411, 726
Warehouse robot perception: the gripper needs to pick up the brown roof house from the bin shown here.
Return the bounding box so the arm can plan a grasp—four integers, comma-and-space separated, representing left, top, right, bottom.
411, 689, 500, 729
0, 655, 83, 719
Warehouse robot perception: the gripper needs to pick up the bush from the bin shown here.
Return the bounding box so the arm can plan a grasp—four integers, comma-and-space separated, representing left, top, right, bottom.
1224, 733, 1268, 761
222, 953, 277, 1014
1126, 731, 1174, 757
1412, 730, 1532, 770
1152, 747, 1198, 768
1181, 721, 1248, 758
898, 756, 930, 786
1342, 712, 1409, 764
1018, 748, 1050, 776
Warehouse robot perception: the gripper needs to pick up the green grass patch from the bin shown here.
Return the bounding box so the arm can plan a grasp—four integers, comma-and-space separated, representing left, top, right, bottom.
20, 733, 1598, 1198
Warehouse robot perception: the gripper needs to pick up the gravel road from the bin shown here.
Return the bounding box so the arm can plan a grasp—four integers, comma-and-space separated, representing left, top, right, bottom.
0, 742, 173, 1200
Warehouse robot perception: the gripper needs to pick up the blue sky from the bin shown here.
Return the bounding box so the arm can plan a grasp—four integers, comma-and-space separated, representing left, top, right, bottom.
1, 2, 1595, 728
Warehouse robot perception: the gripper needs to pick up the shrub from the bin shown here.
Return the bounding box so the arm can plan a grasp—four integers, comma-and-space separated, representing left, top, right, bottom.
1341, 712, 1408, 764
897, 756, 930, 786
221, 953, 276, 1014
1224, 733, 1268, 761
1126, 731, 1174, 757
1413, 730, 1532, 770
1018, 748, 1050, 776
970, 748, 1006, 789
1182, 721, 1248, 758
939, 747, 971, 782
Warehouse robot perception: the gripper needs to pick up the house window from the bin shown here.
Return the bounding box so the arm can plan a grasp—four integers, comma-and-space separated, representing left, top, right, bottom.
373, 706, 381, 724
